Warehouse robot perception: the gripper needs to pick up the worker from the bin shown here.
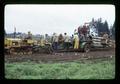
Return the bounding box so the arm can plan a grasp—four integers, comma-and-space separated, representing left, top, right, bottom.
58, 33, 64, 47
63, 33, 70, 50
74, 29, 78, 35
78, 26, 82, 39
82, 25, 87, 35
87, 34, 93, 43
73, 29, 79, 49
52, 33, 58, 50
58, 34, 64, 43
70, 34, 74, 47
103, 32, 109, 44
78, 26, 81, 36
40, 35, 45, 46
45, 34, 49, 44
27, 31, 32, 39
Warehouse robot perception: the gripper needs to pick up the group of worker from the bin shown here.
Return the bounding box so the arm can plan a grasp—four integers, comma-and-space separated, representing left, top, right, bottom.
51, 31, 109, 50
52, 32, 71, 50
51, 27, 90, 50
26, 28, 109, 50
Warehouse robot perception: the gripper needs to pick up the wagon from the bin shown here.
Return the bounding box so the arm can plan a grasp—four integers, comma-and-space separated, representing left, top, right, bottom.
87, 37, 114, 51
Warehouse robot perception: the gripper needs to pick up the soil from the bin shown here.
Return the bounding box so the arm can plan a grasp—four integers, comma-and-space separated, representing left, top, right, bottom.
5, 48, 115, 63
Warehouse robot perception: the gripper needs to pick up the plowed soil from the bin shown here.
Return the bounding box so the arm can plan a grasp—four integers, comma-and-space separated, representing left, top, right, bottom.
5, 48, 115, 63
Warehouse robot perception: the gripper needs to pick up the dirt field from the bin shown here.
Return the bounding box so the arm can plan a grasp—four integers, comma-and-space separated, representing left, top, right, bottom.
5, 48, 115, 63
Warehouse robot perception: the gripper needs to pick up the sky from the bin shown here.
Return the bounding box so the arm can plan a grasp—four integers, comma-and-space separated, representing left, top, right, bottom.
5, 4, 115, 35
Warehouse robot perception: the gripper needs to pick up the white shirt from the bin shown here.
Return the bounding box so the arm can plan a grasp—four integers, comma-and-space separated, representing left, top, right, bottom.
52, 34, 58, 42
64, 35, 70, 42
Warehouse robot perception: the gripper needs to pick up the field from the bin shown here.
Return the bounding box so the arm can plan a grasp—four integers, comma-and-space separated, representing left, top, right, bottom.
5, 57, 115, 79
5, 49, 115, 79
5, 48, 115, 62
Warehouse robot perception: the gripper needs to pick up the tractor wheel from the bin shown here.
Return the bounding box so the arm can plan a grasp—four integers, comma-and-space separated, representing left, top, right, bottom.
83, 44, 90, 53
28, 47, 33, 54
9, 47, 15, 54
48, 46, 53, 54
43, 44, 53, 54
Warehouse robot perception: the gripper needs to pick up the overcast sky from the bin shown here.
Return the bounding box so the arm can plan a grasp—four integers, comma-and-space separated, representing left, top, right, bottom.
5, 4, 115, 35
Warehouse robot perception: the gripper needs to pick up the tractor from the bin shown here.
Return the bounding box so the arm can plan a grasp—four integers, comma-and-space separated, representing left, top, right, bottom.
4, 38, 35, 54
4, 37, 53, 55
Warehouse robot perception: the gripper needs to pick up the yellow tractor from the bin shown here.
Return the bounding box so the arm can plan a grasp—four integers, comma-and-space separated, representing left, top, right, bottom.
4, 38, 22, 54
4, 38, 35, 55
4, 30, 53, 54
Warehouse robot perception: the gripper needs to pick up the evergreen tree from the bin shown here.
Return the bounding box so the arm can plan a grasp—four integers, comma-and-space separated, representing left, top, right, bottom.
104, 20, 110, 35
112, 21, 115, 39
96, 19, 110, 36
96, 18, 104, 36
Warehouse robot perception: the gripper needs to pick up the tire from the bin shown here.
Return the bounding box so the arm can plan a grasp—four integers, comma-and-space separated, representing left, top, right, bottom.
5, 48, 10, 54
9, 47, 15, 54
49, 45, 54, 54
27, 46, 33, 54
83, 44, 90, 53
45, 44, 53, 54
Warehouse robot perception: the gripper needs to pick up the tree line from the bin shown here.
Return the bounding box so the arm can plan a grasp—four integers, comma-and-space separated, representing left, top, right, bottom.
91, 18, 115, 39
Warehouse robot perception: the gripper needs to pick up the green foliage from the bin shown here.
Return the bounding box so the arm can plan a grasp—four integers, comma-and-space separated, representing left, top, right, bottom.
5, 58, 115, 79
92, 18, 110, 36
111, 21, 115, 39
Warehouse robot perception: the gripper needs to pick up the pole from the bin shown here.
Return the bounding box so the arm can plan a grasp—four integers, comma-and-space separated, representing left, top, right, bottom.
14, 27, 16, 38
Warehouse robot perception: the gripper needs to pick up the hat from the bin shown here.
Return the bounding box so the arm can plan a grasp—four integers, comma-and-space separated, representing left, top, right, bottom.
74, 29, 78, 35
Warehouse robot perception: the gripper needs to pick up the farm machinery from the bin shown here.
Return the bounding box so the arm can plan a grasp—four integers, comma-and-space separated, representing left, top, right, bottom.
52, 41, 91, 53
5, 38, 34, 54
51, 22, 115, 53
5, 23, 115, 55
51, 36, 115, 53
4, 36, 114, 55
87, 36, 115, 51
4, 37, 53, 55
